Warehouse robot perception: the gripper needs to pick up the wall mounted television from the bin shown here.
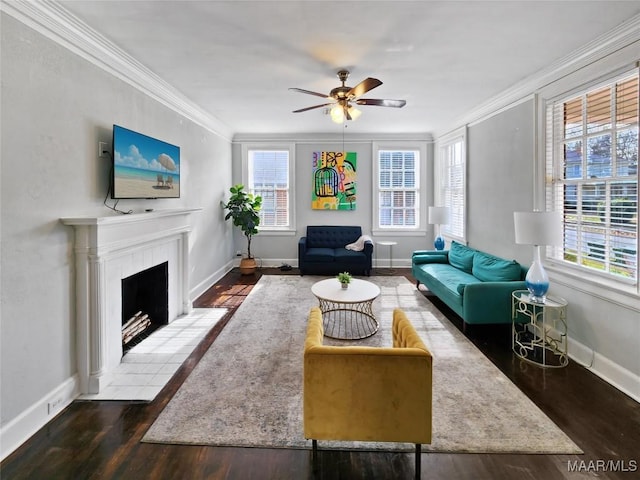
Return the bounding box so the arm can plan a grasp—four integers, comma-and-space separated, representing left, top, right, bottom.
112, 124, 181, 199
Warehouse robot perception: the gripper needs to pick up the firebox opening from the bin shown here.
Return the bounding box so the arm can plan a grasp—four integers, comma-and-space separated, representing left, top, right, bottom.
121, 261, 169, 354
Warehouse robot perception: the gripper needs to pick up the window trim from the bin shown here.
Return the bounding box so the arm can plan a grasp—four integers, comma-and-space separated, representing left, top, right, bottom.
372, 141, 427, 236
241, 143, 296, 233
435, 127, 467, 243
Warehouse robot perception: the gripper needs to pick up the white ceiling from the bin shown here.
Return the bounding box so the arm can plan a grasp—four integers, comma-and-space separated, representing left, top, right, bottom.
58, 0, 640, 136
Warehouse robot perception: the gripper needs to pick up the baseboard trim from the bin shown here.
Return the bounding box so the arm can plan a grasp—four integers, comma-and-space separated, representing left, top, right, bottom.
190, 261, 234, 302
569, 337, 640, 404
1, 375, 79, 461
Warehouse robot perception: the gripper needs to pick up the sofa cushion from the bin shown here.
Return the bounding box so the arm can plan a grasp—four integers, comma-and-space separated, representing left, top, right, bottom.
455, 277, 484, 295
334, 247, 367, 263
472, 251, 522, 282
418, 263, 479, 297
304, 247, 336, 262
448, 241, 475, 273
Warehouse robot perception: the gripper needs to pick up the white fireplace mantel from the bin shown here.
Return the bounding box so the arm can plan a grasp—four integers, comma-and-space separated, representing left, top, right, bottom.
62, 208, 200, 393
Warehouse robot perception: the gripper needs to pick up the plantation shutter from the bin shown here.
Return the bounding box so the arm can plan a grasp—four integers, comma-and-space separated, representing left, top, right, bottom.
440, 136, 465, 240
378, 150, 419, 228
435, 129, 466, 241
249, 150, 290, 228
546, 69, 638, 283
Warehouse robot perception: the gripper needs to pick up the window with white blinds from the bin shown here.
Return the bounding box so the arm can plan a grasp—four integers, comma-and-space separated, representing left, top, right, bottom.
247, 149, 290, 228
437, 130, 466, 240
377, 150, 420, 229
546, 70, 638, 284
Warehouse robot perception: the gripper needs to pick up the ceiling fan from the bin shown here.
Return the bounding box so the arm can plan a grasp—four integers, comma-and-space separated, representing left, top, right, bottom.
289, 70, 406, 123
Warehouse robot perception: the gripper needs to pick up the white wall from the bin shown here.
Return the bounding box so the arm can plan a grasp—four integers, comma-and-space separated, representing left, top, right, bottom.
0, 14, 233, 457
467, 99, 535, 258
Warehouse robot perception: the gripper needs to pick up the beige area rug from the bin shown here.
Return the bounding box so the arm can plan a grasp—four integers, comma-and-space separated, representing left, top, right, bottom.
142, 275, 582, 454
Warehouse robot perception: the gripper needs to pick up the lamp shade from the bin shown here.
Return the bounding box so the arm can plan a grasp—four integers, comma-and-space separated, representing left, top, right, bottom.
514, 211, 563, 246
428, 206, 450, 225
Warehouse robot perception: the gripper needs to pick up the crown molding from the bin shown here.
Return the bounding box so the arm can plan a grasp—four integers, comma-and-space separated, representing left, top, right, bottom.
1, 0, 234, 142
437, 13, 640, 138
232, 132, 434, 144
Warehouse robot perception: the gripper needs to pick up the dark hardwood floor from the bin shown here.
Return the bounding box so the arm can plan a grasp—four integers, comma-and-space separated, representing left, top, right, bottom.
2, 268, 639, 480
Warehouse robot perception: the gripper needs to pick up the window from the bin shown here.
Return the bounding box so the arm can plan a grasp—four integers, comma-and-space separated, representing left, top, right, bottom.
546, 70, 638, 284
376, 149, 420, 229
437, 129, 466, 240
245, 147, 293, 230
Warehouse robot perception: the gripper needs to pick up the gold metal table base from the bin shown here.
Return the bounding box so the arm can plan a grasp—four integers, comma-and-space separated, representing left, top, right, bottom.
512, 290, 568, 368
317, 298, 379, 340
512, 328, 569, 368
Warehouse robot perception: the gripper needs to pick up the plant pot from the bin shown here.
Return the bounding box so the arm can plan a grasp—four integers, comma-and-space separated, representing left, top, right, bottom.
239, 257, 257, 275
341, 282, 348, 289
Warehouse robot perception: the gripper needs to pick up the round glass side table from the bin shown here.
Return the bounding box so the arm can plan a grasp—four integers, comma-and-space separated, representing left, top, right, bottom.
511, 290, 568, 368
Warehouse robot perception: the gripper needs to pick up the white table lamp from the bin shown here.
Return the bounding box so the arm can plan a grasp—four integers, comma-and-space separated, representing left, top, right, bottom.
514, 211, 563, 303
428, 206, 450, 250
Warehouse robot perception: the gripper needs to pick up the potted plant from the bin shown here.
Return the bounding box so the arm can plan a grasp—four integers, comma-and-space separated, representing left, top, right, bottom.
337, 271, 352, 289
222, 184, 262, 275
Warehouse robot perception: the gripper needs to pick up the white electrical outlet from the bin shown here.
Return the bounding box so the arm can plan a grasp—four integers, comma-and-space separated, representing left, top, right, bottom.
47, 397, 63, 415
236, 250, 242, 257
98, 141, 110, 158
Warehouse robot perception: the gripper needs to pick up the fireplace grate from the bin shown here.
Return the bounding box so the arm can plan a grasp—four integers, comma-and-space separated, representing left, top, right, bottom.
122, 311, 151, 344
122, 311, 164, 354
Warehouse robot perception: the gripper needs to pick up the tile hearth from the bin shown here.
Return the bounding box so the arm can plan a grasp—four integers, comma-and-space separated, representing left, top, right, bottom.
79, 308, 226, 401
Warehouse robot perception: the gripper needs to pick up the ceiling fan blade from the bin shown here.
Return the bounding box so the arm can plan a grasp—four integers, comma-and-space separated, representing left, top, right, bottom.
288, 87, 330, 99
292, 103, 334, 113
348, 77, 382, 98
355, 98, 407, 108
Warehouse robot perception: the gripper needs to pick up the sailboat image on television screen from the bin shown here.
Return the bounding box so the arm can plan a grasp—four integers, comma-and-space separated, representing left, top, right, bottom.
153, 153, 177, 190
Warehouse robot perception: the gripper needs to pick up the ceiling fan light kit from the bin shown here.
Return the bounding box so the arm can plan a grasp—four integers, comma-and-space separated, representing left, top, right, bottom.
329, 103, 362, 124
290, 70, 406, 123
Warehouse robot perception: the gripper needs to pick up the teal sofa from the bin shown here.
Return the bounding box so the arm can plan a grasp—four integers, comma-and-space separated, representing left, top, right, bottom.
412, 241, 527, 326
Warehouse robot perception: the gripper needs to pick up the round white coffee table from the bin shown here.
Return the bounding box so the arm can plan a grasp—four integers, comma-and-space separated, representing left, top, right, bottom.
311, 278, 381, 339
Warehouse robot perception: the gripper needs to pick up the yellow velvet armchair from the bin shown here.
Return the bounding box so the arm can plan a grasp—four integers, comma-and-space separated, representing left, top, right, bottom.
303, 307, 432, 476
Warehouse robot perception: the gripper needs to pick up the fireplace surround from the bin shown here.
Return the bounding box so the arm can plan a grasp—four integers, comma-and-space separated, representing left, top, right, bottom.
62, 209, 200, 394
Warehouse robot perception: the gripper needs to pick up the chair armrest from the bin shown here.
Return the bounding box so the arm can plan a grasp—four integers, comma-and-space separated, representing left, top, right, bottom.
392, 308, 430, 350
298, 236, 308, 255
364, 240, 373, 256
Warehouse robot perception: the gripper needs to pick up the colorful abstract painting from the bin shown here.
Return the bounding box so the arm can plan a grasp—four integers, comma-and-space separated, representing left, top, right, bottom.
312, 151, 357, 210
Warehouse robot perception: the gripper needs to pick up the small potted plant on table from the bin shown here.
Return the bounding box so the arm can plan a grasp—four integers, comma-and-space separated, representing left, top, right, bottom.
337, 272, 352, 289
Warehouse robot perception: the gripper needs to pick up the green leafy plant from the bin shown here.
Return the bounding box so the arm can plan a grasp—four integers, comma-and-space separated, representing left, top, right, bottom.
222, 184, 262, 259
337, 272, 352, 284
